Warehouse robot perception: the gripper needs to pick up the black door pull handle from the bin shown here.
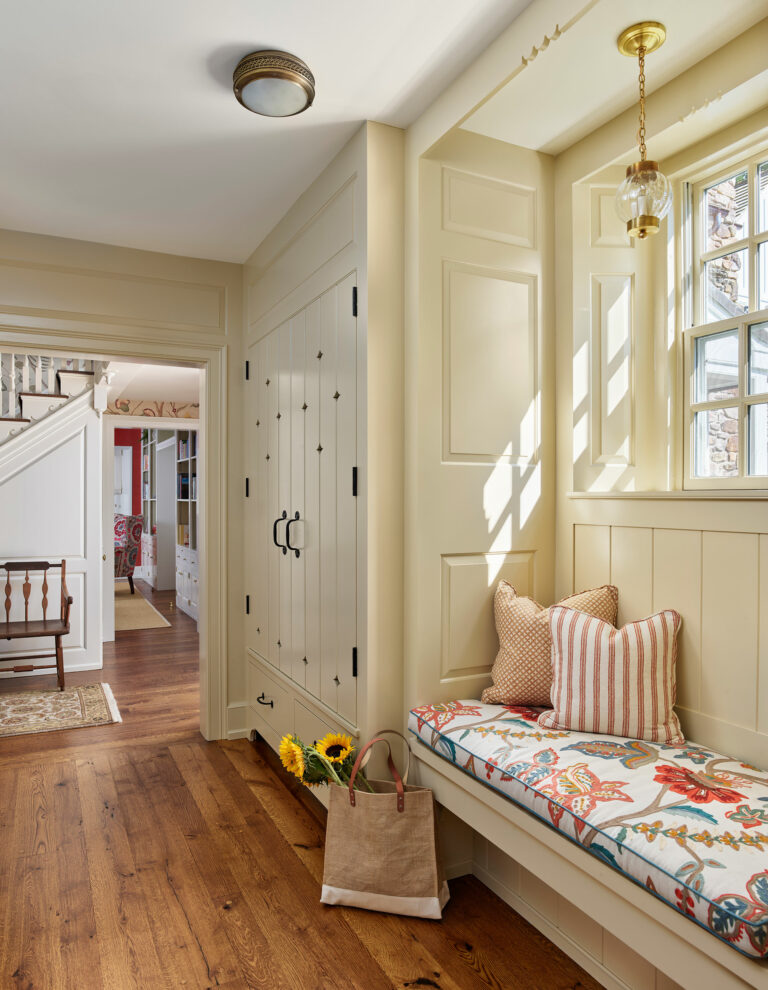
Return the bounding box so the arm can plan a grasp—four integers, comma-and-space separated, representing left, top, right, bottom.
272, 511, 288, 554
256, 692, 274, 708
285, 511, 301, 558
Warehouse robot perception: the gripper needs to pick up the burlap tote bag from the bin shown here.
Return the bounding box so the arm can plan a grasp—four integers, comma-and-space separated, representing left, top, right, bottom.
321, 730, 450, 919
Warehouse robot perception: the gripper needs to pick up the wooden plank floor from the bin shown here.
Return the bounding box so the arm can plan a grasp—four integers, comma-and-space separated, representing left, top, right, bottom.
0, 581, 604, 989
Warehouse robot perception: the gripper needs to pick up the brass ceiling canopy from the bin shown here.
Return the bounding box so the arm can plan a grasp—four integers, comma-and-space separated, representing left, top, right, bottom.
233, 50, 315, 117
616, 21, 666, 58
614, 21, 671, 239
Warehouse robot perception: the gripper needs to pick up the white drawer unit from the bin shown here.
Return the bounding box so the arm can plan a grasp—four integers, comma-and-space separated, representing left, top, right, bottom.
175, 546, 199, 623
247, 658, 290, 741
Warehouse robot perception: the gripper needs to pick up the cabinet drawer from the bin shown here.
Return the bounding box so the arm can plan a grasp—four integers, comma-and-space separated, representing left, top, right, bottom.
247, 661, 289, 736
293, 701, 335, 747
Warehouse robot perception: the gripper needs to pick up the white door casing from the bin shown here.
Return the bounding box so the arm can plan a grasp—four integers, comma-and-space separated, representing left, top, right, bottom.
113, 445, 132, 514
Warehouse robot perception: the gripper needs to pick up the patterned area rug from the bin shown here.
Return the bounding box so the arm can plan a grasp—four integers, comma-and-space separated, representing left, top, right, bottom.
0, 683, 122, 737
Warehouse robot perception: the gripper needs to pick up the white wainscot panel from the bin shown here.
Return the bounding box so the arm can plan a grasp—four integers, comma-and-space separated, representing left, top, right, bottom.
442, 167, 536, 248
0, 260, 223, 332
590, 273, 633, 465
440, 551, 534, 682
0, 431, 85, 558
444, 263, 536, 463
589, 185, 632, 248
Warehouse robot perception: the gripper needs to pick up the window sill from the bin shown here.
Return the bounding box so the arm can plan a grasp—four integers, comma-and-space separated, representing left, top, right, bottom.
567, 490, 768, 501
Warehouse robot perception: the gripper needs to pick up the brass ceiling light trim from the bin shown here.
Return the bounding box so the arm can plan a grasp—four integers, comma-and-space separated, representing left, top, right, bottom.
233, 50, 315, 117
615, 21, 671, 239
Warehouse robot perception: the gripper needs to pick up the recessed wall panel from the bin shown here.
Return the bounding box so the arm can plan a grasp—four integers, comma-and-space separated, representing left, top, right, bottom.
442, 167, 536, 248
440, 552, 534, 681
590, 274, 634, 465
444, 262, 536, 463
590, 186, 632, 248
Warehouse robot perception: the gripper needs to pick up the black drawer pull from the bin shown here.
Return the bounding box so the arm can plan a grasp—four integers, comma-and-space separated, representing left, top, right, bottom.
256, 692, 274, 708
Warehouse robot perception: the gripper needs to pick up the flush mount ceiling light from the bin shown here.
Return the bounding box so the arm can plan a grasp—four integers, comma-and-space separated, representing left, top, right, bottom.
233, 50, 315, 117
615, 22, 672, 239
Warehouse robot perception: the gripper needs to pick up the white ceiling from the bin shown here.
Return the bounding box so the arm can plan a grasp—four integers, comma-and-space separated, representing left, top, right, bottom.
0, 0, 534, 263
107, 362, 200, 403
462, 0, 768, 156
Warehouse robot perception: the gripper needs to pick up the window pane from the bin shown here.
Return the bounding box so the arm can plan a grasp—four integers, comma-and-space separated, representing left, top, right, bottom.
759, 162, 768, 234
694, 408, 739, 478
749, 320, 768, 395
759, 242, 768, 311
694, 329, 739, 402
704, 249, 748, 321
705, 171, 748, 251
748, 404, 768, 475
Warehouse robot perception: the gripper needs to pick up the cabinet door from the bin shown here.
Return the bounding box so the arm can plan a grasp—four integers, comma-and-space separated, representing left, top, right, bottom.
266, 328, 281, 668
246, 334, 270, 662
289, 308, 307, 687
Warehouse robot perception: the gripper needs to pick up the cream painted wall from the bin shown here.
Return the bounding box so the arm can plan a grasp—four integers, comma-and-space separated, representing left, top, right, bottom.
0, 228, 243, 738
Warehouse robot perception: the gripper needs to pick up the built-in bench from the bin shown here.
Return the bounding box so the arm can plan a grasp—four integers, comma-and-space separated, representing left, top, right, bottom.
408, 700, 768, 990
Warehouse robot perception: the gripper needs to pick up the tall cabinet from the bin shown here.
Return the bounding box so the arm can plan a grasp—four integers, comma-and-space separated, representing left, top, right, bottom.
175, 428, 199, 623
242, 123, 404, 760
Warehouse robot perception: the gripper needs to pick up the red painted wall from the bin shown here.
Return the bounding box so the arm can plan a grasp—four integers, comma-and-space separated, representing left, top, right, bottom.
114, 428, 142, 515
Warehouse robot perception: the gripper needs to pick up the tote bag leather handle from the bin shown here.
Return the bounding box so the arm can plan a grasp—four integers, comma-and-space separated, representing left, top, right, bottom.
357, 728, 411, 784
348, 737, 405, 812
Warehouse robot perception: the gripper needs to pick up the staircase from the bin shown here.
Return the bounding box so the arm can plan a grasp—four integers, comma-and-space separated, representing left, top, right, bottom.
0, 355, 107, 444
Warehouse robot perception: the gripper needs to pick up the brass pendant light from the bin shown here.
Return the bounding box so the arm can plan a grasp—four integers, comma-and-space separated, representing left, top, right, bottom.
615, 22, 671, 239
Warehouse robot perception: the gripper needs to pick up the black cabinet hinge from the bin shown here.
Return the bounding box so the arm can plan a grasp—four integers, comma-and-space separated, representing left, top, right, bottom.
245, 360, 250, 381
352, 466, 358, 497
245, 477, 250, 498
352, 286, 357, 317
245, 595, 250, 615
352, 646, 358, 678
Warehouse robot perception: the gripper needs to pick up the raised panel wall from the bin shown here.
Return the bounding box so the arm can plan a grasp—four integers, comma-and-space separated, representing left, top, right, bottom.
443, 262, 536, 463
572, 520, 768, 766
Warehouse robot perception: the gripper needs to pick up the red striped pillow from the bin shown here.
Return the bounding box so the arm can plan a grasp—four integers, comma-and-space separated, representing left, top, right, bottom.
537, 607, 684, 744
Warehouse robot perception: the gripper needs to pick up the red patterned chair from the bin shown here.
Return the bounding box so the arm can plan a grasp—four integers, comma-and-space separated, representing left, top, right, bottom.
114, 513, 143, 594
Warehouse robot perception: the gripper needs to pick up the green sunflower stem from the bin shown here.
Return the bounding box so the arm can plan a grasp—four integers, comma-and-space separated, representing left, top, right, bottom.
315, 754, 344, 786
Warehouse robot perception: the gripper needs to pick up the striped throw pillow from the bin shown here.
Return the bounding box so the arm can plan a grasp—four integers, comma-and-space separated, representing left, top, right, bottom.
538, 607, 684, 744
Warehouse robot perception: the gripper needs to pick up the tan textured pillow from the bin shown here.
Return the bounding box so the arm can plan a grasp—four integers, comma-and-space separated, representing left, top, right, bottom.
481, 582, 619, 707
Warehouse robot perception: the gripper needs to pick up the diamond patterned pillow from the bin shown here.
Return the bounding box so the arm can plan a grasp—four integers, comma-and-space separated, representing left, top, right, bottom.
481, 582, 619, 707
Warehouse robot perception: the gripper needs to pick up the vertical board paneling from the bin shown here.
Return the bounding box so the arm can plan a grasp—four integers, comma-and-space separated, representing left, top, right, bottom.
266, 329, 280, 669
701, 532, 759, 730
319, 287, 339, 711
336, 274, 358, 723
759, 535, 768, 734
304, 300, 321, 701
278, 321, 293, 676
573, 524, 610, 593
290, 310, 307, 687
653, 529, 702, 713
610, 526, 652, 626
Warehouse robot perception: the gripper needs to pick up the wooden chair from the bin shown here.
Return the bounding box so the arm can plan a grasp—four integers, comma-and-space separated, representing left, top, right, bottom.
1, 560, 73, 690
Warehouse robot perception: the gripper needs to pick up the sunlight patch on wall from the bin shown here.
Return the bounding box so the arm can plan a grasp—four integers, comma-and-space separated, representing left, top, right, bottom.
483, 443, 513, 532
520, 462, 541, 529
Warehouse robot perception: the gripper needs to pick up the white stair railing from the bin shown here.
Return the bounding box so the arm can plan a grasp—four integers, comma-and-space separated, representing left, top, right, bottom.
0, 355, 95, 419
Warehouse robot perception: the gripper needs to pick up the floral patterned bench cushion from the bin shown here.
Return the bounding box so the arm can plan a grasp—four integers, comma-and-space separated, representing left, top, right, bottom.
409, 701, 768, 959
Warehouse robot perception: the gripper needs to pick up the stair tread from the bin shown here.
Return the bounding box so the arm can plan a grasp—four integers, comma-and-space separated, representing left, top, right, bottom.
18, 391, 67, 398
57, 370, 94, 376
0, 417, 30, 423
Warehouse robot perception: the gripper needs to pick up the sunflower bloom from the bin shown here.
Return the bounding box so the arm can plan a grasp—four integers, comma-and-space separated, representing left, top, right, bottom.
316, 733, 353, 764
279, 734, 306, 780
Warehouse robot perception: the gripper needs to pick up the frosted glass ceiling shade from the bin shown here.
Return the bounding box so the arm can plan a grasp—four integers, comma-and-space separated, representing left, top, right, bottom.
233, 50, 315, 117
615, 161, 672, 239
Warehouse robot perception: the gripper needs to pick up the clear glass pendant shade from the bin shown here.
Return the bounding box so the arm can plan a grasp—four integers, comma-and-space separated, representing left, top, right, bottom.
615, 162, 672, 238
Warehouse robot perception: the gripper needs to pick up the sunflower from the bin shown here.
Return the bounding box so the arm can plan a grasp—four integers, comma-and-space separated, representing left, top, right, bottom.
279, 734, 306, 780
316, 733, 353, 764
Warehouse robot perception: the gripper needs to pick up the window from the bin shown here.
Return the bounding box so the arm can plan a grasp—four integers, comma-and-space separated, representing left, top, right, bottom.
684, 152, 768, 486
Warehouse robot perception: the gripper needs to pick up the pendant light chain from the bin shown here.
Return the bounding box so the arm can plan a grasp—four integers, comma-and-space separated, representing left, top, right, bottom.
637, 46, 647, 162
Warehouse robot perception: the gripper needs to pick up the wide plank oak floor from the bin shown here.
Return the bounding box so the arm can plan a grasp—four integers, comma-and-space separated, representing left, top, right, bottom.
0, 582, 603, 989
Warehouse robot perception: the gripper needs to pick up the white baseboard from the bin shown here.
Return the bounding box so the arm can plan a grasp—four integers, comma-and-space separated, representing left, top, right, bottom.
226, 701, 249, 739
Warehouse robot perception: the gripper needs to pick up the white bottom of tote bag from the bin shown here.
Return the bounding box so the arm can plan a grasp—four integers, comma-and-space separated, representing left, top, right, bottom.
320, 880, 450, 919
